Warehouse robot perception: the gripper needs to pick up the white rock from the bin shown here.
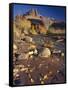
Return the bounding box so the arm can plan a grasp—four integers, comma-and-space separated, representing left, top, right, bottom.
34, 49, 38, 55
13, 68, 19, 73
61, 52, 64, 57
28, 51, 34, 55
13, 44, 17, 50
40, 48, 51, 58
53, 49, 61, 54
29, 55, 33, 59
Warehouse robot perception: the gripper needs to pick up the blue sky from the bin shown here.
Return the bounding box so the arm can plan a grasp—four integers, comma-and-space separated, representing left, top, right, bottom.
13, 3, 66, 22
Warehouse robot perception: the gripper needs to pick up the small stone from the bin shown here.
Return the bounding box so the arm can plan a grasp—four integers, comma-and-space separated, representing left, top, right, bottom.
29, 55, 33, 59
33, 49, 38, 55
13, 69, 19, 77
13, 44, 18, 53
28, 51, 34, 55
20, 67, 28, 72
23, 29, 29, 35
61, 52, 64, 57
41, 81, 44, 84
28, 64, 30, 67
18, 65, 24, 68
53, 49, 61, 54
13, 69, 19, 73
24, 36, 33, 43
44, 75, 48, 80
15, 74, 19, 77
29, 44, 36, 49
30, 67, 35, 72
49, 71, 52, 74
57, 70, 60, 73
13, 44, 17, 50
40, 77, 42, 81
18, 53, 29, 60
31, 78, 34, 83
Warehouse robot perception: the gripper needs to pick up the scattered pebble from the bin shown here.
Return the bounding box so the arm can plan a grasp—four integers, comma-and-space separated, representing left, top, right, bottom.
20, 67, 28, 72
44, 74, 48, 80
31, 78, 34, 83
61, 53, 64, 57
13, 44, 17, 50
13, 69, 19, 73
41, 81, 44, 84
57, 70, 60, 73
49, 71, 52, 75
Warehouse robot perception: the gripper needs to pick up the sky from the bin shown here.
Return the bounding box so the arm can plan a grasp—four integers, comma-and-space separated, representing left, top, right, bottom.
13, 3, 66, 22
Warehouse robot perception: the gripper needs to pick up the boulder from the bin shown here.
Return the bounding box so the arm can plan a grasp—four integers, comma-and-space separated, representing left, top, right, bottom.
21, 36, 33, 43
25, 36, 33, 43
39, 48, 51, 58
18, 53, 29, 60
